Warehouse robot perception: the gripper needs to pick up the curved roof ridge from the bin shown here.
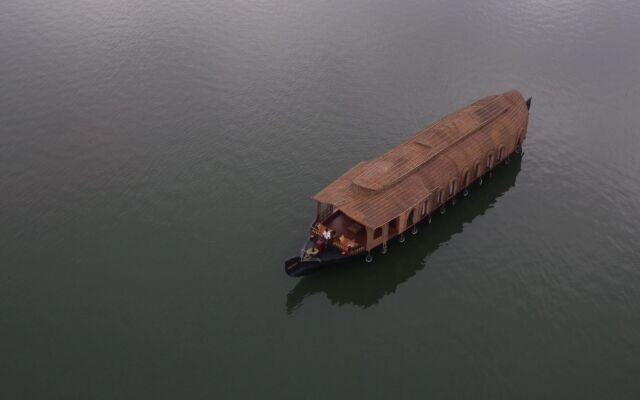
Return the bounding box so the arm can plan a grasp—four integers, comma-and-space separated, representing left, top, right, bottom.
350, 95, 510, 192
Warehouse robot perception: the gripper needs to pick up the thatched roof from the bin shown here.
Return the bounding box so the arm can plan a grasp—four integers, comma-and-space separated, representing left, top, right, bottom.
313, 90, 529, 228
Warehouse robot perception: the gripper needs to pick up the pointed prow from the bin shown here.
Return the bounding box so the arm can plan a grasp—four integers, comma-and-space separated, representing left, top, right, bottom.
525, 97, 532, 110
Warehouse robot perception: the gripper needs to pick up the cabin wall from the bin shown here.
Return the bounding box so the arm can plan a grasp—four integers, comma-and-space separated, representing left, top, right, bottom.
386, 202, 424, 236
365, 202, 422, 250
365, 225, 387, 251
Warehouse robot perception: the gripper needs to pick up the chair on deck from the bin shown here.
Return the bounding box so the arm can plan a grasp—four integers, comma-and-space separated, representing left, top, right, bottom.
334, 234, 359, 255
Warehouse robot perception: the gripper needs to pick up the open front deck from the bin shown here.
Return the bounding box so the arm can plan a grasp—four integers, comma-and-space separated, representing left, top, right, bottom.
312, 211, 366, 255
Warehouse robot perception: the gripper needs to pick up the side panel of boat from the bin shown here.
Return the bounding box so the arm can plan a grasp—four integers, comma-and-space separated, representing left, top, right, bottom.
285, 249, 360, 276
285, 256, 320, 277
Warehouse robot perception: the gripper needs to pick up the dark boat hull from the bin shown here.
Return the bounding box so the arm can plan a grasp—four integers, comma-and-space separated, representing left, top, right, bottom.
284, 257, 322, 277
284, 239, 357, 276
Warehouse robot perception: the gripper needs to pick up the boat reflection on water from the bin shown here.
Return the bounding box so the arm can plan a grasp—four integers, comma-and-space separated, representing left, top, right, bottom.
286, 153, 524, 313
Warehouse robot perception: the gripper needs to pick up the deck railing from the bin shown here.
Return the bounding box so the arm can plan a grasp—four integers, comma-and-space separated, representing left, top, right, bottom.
311, 223, 364, 256
332, 240, 364, 256
310, 224, 324, 238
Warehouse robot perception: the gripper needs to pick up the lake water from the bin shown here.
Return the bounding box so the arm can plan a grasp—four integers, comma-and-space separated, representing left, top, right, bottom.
2, 0, 640, 398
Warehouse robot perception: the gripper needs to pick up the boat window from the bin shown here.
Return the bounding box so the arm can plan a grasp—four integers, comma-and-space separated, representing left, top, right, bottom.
373, 227, 382, 239
421, 201, 427, 216
388, 217, 398, 233
437, 190, 442, 204
498, 146, 504, 161
486, 154, 493, 168
449, 180, 456, 195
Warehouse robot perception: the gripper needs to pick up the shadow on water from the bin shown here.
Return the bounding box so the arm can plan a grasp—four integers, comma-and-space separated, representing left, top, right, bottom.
286, 154, 524, 313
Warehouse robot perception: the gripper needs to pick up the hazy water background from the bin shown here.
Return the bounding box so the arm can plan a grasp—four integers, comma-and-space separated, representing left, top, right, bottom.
2, 0, 640, 398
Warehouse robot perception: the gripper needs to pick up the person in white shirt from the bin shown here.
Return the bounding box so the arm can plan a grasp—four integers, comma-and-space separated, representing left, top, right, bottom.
322, 229, 332, 241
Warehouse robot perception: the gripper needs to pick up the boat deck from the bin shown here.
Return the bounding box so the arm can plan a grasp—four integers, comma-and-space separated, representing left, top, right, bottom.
324, 211, 366, 249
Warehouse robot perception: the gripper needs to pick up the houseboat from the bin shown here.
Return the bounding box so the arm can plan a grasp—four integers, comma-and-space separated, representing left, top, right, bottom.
285, 90, 531, 276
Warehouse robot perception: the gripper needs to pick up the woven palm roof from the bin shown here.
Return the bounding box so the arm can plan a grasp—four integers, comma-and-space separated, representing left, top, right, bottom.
313, 90, 529, 228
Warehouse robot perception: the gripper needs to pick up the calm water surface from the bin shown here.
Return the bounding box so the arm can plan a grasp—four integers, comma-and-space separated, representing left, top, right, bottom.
2, 0, 640, 398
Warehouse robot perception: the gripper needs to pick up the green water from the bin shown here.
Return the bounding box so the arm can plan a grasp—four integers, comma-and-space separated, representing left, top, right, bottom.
2, 0, 640, 398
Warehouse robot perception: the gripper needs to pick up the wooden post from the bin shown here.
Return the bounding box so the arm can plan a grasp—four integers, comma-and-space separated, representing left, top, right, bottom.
365, 228, 374, 251
399, 212, 407, 233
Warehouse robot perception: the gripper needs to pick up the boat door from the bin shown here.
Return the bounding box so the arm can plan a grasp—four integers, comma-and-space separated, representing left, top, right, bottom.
388, 217, 399, 236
